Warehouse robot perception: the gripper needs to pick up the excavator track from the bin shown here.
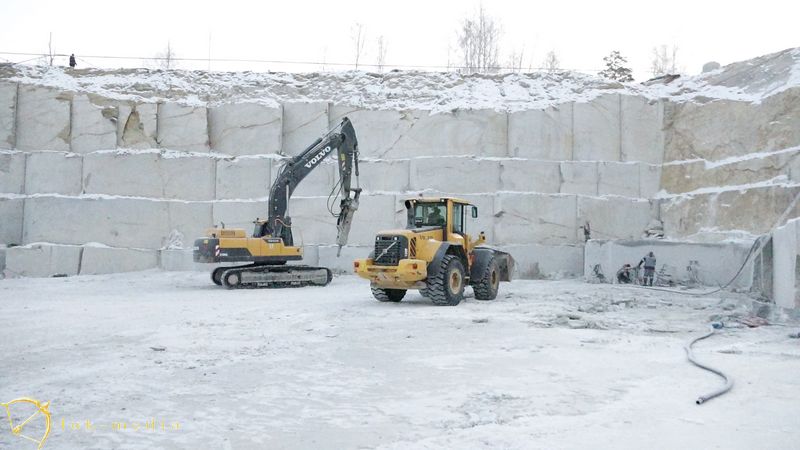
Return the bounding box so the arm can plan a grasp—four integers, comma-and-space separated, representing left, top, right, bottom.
219, 265, 333, 289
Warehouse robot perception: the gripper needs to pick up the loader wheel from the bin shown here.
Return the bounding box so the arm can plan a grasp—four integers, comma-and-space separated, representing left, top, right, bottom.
371, 287, 406, 302
211, 267, 225, 286
473, 257, 500, 301
427, 255, 465, 306
223, 271, 241, 289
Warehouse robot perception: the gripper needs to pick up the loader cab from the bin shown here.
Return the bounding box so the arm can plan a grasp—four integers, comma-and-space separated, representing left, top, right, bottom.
405, 198, 479, 241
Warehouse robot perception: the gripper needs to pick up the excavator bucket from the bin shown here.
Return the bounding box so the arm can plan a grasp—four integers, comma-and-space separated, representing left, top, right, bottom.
336, 189, 361, 256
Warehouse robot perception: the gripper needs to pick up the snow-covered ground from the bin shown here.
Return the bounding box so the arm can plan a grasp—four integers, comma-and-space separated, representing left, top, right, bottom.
1, 272, 798, 449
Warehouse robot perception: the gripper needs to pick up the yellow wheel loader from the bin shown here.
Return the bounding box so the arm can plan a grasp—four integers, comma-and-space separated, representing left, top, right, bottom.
354, 197, 514, 305
193, 118, 361, 289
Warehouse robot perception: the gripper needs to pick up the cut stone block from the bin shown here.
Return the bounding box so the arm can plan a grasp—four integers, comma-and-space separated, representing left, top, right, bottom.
661, 148, 800, 195
15, 86, 71, 151
83, 152, 216, 200
660, 194, 713, 238
209, 103, 281, 156
272, 158, 336, 197
357, 159, 410, 193
500, 160, 561, 194
23, 196, 163, 248
5, 243, 82, 277
118, 102, 158, 148
577, 196, 654, 240
621, 96, 664, 164
330, 106, 507, 158
0, 197, 23, 245
298, 244, 320, 267
216, 157, 272, 200
25, 152, 83, 195
772, 219, 799, 308
664, 88, 800, 163
560, 162, 598, 196
157, 103, 209, 152
639, 164, 662, 198
508, 103, 573, 160
71, 94, 118, 152
0, 151, 26, 194
286, 197, 338, 245
409, 157, 500, 194
318, 245, 370, 274
584, 239, 755, 289
159, 248, 210, 272
80, 246, 158, 275
498, 243, 584, 279
282, 102, 329, 156
495, 194, 578, 245
573, 94, 620, 161
0, 82, 17, 149
166, 202, 214, 250
598, 162, 640, 198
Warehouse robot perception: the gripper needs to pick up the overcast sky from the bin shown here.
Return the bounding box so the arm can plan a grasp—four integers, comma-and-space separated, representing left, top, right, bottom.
1, 0, 797, 80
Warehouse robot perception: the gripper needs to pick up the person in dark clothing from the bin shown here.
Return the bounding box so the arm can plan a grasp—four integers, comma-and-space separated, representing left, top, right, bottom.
69, 54, 76, 68
617, 264, 633, 284
638, 251, 657, 286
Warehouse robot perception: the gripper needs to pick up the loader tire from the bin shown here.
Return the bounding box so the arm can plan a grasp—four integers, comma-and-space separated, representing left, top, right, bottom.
427, 255, 465, 306
473, 256, 500, 301
372, 287, 406, 302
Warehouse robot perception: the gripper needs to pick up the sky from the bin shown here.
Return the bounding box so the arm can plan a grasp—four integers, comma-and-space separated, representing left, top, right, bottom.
0, 0, 798, 81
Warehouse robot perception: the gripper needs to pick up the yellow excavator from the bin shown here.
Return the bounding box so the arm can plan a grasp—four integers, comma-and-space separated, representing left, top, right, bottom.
193, 118, 361, 288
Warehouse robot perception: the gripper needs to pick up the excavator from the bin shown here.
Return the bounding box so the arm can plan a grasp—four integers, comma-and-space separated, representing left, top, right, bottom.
193, 117, 361, 288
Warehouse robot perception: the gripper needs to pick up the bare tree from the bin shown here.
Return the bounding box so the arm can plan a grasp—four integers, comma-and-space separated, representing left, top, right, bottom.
543, 50, 560, 72
351, 23, 366, 70
47, 32, 55, 67
154, 41, 178, 69
457, 5, 501, 74
376, 36, 388, 72
506, 45, 525, 73
651, 44, 679, 76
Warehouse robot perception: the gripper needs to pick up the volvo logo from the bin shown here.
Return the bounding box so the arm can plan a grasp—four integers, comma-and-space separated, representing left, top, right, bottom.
304, 146, 332, 169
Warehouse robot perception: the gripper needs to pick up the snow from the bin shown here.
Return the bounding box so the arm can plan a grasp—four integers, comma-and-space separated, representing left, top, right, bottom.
2, 47, 798, 113
1, 271, 798, 449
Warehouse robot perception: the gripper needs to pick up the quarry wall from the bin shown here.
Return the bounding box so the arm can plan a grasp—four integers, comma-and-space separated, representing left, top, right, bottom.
0, 82, 662, 279
1, 60, 799, 302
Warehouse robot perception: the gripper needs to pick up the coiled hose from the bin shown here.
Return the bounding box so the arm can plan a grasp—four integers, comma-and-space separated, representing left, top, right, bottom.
684, 324, 734, 404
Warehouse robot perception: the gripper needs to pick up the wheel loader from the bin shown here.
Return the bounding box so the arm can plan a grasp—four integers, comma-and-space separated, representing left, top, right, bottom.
353, 197, 514, 305
193, 117, 361, 289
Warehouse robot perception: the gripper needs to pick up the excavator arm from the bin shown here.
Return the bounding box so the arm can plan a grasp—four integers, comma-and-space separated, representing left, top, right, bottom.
264, 117, 361, 255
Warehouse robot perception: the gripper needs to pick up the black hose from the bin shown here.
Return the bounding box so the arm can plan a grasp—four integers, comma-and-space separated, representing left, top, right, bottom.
684, 325, 734, 404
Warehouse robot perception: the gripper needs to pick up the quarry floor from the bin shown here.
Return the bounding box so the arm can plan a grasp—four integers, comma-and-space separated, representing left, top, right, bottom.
1, 272, 798, 450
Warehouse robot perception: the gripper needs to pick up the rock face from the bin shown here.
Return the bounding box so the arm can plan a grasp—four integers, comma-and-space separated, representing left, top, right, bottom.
2, 48, 800, 287
209, 103, 282, 156
15, 86, 71, 151
71, 94, 118, 152
702, 61, 721, 73
0, 82, 17, 149
157, 103, 209, 152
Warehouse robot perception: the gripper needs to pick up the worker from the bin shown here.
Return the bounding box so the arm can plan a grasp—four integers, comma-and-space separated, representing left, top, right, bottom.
617, 264, 633, 284
69, 54, 76, 69
638, 251, 657, 286
427, 207, 444, 226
